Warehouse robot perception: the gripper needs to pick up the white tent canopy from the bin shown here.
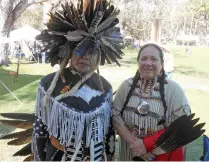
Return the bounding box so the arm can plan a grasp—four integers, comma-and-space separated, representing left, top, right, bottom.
10, 25, 40, 41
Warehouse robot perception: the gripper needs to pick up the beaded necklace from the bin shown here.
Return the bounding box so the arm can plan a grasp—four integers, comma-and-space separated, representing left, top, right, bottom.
60, 67, 81, 94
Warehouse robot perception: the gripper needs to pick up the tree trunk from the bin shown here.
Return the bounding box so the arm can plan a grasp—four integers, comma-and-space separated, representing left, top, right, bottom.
193, 19, 198, 35
0, 42, 10, 66
151, 19, 160, 42
0, 0, 51, 66
182, 16, 187, 45
189, 14, 193, 35
174, 24, 179, 40
0, 6, 14, 66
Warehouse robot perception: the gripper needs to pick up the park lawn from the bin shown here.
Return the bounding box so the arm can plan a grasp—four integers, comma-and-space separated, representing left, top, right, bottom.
0, 46, 209, 161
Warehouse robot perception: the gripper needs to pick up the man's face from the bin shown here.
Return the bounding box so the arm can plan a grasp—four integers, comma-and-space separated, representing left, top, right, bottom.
71, 49, 99, 75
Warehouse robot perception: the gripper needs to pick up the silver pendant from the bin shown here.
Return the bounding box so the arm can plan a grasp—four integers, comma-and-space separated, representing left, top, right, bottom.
137, 101, 150, 115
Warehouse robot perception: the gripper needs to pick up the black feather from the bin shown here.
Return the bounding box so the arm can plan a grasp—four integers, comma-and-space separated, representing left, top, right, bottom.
105, 54, 112, 64
58, 42, 72, 58
100, 47, 111, 64
98, 18, 119, 34
72, 3, 84, 30
0, 128, 33, 140
188, 113, 195, 119
0, 120, 33, 129
89, 0, 95, 23
49, 53, 62, 66
13, 143, 32, 156
100, 48, 106, 65
8, 136, 32, 146
64, 2, 78, 28
156, 115, 193, 146
101, 4, 114, 23
106, 42, 123, 58
0, 113, 35, 122
109, 41, 124, 56
48, 12, 76, 31
100, 43, 121, 65
54, 11, 65, 20
100, 37, 123, 59
36, 32, 66, 42
43, 42, 63, 53
98, 0, 104, 12
85, 0, 91, 26
94, 0, 102, 17
62, 5, 73, 23
154, 114, 205, 154
80, 0, 83, 12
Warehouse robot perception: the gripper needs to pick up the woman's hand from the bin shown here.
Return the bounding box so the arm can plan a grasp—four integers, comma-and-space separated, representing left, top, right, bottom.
141, 152, 155, 161
130, 138, 147, 156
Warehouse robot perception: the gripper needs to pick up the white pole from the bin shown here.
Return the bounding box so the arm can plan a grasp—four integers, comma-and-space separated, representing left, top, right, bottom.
0, 80, 22, 104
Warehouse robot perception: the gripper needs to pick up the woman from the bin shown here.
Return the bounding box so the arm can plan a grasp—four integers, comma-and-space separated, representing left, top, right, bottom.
112, 43, 191, 161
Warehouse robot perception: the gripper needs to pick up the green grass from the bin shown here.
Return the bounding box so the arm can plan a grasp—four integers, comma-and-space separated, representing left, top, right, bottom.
169, 45, 209, 77
0, 46, 209, 161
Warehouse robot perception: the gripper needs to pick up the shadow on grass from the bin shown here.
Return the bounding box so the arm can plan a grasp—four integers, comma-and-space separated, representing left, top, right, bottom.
0, 68, 43, 138
174, 65, 207, 77
0, 68, 43, 96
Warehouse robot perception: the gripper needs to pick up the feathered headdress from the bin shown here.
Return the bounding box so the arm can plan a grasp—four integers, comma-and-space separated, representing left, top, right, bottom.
36, 0, 124, 108
36, 0, 124, 68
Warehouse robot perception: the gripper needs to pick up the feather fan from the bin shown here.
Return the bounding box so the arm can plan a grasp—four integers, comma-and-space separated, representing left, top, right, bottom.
0, 113, 34, 160
133, 114, 205, 161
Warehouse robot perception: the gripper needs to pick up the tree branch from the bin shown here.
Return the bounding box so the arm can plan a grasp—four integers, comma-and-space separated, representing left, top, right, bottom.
12, 0, 51, 22
28, 0, 52, 5
1, 0, 14, 14
50, 0, 62, 11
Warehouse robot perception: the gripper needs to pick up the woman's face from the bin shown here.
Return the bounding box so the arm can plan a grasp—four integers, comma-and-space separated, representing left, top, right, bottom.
138, 46, 163, 80
71, 49, 99, 75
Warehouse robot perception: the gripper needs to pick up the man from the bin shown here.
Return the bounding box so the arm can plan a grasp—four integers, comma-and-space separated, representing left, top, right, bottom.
33, 47, 115, 161
0, 0, 123, 161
